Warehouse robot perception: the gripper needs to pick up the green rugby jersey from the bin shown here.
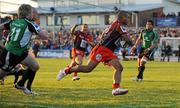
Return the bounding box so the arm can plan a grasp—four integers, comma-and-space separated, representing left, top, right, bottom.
3, 18, 40, 56
140, 29, 159, 49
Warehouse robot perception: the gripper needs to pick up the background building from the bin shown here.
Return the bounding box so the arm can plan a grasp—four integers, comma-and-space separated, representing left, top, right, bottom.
1, 0, 179, 31
35, 0, 164, 31
0, 0, 180, 59
0, 0, 37, 16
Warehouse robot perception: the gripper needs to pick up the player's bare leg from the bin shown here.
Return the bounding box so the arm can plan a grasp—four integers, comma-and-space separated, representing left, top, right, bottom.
57, 60, 98, 80
107, 59, 128, 95
137, 56, 148, 80
71, 55, 83, 81
15, 54, 39, 95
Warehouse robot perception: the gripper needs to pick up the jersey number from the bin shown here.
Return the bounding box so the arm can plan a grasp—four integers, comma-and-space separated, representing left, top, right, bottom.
80, 39, 87, 48
11, 28, 21, 41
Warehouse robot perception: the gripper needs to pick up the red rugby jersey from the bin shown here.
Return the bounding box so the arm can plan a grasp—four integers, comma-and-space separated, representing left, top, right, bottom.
100, 19, 127, 51
72, 30, 93, 51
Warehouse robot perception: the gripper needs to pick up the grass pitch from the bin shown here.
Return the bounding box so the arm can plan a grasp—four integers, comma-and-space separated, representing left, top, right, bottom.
0, 58, 180, 108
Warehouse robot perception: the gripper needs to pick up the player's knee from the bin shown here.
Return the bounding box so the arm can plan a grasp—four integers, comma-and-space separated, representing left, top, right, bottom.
141, 58, 147, 65
35, 65, 40, 71
31, 64, 40, 71
114, 65, 123, 72
120, 66, 123, 72
118, 66, 123, 72
75, 56, 83, 65
75, 60, 82, 65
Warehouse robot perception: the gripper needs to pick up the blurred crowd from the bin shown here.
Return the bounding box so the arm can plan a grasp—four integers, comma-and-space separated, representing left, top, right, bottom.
32, 27, 180, 51
0, 15, 180, 59
31, 28, 103, 51
29, 27, 180, 61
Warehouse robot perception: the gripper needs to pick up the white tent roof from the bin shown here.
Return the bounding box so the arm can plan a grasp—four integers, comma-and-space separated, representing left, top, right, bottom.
5, 4, 163, 14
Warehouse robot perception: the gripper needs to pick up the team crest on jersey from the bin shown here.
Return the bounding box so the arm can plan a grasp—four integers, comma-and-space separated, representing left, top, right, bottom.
95, 54, 102, 61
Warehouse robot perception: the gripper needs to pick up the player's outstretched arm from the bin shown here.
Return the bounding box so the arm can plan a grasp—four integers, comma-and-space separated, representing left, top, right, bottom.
70, 24, 78, 35
130, 35, 141, 55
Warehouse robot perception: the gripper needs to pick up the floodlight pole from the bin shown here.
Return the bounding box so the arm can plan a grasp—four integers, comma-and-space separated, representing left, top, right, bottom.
135, 13, 138, 29
132, 11, 139, 29
52, 12, 55, 42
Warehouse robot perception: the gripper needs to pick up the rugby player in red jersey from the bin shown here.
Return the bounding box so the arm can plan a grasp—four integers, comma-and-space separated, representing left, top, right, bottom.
57, 11, 132, 95
70, 24, 95, 81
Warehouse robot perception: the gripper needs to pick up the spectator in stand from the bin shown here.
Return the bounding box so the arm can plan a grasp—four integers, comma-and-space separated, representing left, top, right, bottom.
162, 42, 172, 62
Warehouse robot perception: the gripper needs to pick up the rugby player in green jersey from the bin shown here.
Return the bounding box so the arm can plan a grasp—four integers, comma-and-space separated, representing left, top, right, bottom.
0, 4, 48, 95
131, 20, 159, 81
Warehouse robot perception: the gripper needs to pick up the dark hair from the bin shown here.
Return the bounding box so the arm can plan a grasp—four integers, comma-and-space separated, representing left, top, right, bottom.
117, 11, 126, 18
147, 20, 154, 25
83, 24, 87, 26
81, 24, 88, 31
82, 24, 88, 28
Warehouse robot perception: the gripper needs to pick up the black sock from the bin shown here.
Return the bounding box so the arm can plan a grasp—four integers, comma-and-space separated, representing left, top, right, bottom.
18, 70, 26, 76
137, 66, 145, 79
17, 68, 32, 86
14, 70, 26, 84
26, 69, 36, 91
14, 74, 19, 84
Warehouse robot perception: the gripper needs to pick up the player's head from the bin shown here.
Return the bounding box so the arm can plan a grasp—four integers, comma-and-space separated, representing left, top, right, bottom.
146, 20, 154, 30
81, 24, 88, 33
116, 11, 130, 25
18, 4, 33, 19
5, 16, 12, 21
32, 7, 40, 25
32, 7, 38, 20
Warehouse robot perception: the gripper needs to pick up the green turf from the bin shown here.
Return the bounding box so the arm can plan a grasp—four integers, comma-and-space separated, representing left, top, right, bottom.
0, 58, 180, 108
